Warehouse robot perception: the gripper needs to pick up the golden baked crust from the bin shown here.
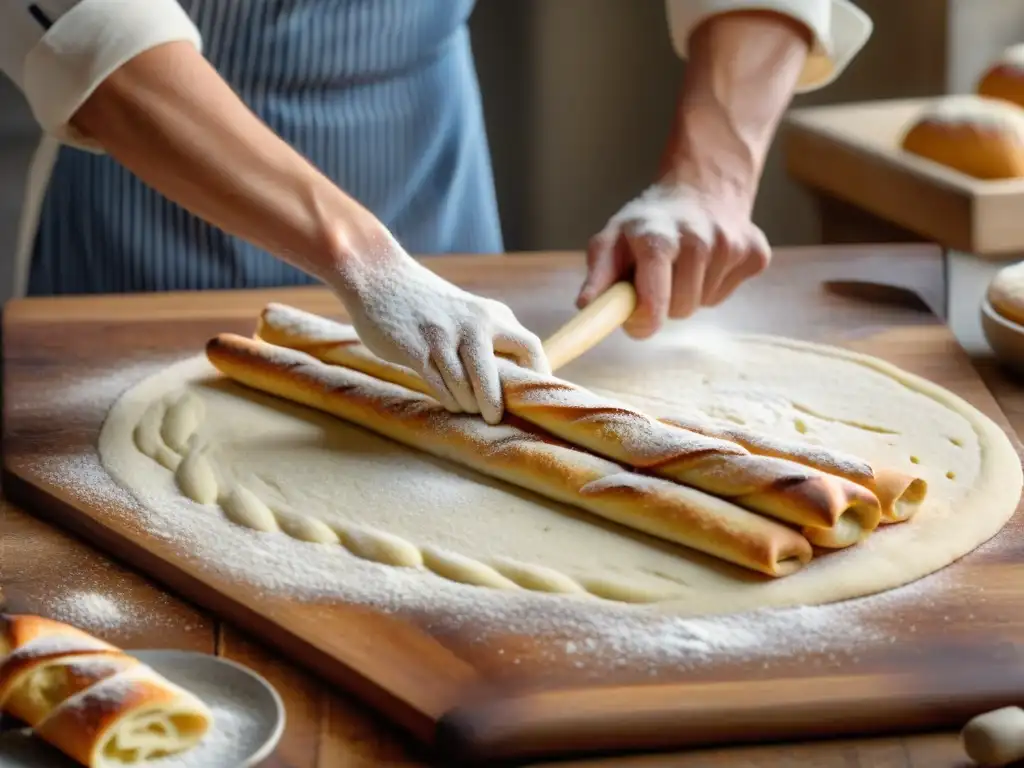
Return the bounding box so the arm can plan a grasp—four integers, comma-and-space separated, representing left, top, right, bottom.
255, 304, 885, 549
208, 332, 814, 577
900, 97, 1024, 180
38, 670, 193, 767
978, 45, 1024, 109
0, 614, 116, 701
659, 415, 926, 523
0, 614, 212, 768
3, 652, 139, 727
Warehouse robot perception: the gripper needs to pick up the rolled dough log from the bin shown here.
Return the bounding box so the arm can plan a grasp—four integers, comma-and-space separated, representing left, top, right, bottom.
206, 333, 812, 577
98, 318, 1023, 617
255, 304, 883, 549
0, 614, 212, 767
258, 304, 926, 523
658, 414, 926, 524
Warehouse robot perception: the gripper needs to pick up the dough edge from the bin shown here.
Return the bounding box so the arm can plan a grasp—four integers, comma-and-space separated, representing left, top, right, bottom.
647, 334, 1023, 616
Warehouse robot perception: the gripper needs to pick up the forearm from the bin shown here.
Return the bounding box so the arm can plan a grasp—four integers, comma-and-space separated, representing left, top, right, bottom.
70, 41, 379, 282
661, 11, 812, 208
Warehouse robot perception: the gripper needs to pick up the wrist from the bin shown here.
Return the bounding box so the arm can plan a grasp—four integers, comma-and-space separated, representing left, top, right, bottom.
317, 206, 409, 298
659, 103, 760, 213
658, 10, 811, 211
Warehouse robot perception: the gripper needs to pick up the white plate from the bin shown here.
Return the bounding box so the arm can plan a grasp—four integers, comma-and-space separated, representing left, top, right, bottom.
0, 650, 285, 768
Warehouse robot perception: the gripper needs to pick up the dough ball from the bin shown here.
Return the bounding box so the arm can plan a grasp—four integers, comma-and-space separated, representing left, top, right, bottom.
899, 96, 1024, 179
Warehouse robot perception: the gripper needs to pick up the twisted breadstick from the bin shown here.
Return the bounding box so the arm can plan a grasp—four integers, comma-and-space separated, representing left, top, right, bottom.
208, 333, 813, 577
659, 414, 927, 524
255, 304, 882, 548
0, 614, 212, 768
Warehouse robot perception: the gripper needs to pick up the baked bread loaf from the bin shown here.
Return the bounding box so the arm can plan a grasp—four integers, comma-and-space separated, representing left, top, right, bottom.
0, 614, 212, 767
207, 333, 814, 577
659, 414, 927, 524
899, 96, 1024, 180
987, 260, 1024, 326
255, 305, 926, 523
978, 44, 1024, 109
254, 304, 882, 549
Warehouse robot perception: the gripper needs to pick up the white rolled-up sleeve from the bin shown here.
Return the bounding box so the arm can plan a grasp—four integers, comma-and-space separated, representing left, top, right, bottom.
665, 0, 873, 92
0, 0, 202, 150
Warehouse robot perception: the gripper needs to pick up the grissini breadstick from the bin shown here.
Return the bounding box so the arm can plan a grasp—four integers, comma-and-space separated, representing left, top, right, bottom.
207, 333, 813, 577
254, 304, 882, 548
0, 614, 212, 768
659, 414, 927, 524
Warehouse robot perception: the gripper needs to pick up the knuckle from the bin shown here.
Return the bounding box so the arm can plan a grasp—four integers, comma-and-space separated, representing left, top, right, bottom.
679, 223, 713, 252
641, 241, 676, 265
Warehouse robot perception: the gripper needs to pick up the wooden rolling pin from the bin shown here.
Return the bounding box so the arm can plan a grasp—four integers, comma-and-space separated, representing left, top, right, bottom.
962, 706, 1024, 765
541, 282, 637, 371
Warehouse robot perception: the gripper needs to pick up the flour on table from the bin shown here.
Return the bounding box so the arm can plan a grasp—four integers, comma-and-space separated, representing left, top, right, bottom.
48, 592, 126, 631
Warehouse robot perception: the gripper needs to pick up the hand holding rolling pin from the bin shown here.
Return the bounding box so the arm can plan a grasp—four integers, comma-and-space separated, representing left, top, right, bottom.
0, 0, 869, 422
579, 10, 818, 338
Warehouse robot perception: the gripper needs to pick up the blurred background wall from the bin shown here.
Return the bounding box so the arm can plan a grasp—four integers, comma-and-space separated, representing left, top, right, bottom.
470, 0, 1024, 253
1, 0, 1024, 300
0, 77, 37, 301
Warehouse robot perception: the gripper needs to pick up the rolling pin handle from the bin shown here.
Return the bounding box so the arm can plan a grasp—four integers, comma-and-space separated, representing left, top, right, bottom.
542, 282, 638, 372
962, 706, 1024, 766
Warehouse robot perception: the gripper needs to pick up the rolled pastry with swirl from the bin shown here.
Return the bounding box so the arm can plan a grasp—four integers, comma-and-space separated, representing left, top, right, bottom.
0, 614, 212, 767
208, 333, 813, 577
658, 414, 927, 524
254, 304, 882, 548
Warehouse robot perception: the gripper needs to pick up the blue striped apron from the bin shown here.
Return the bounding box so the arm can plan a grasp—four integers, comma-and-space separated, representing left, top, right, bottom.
27, 0, 503, 295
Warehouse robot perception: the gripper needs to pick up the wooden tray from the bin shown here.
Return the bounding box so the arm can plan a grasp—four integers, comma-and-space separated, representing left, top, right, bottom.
5, 247, 1024, 765
784, 96, 1024, 257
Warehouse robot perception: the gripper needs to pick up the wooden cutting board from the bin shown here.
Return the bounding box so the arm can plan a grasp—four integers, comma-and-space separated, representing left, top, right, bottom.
5, 246, 1024, 765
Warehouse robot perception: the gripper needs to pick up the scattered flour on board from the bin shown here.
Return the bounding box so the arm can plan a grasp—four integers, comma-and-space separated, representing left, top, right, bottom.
23, 357, 963, 676
48, 592, 127, 631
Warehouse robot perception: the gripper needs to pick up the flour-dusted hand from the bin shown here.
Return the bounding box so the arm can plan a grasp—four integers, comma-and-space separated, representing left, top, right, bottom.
578, 182, 770, 339
576, 8, 825, 339
330, 230, 548, 424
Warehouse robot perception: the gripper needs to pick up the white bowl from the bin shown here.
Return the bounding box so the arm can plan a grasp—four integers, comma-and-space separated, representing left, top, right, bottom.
981, 297, 1024, 374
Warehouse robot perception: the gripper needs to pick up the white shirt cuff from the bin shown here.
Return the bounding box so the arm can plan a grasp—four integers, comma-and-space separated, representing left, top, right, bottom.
665, 0, 873, 93
20, 0, 203, 151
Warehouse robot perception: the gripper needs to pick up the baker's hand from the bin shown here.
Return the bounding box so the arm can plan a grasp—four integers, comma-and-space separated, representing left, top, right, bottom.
330, 229, 549, 425
578, 182, 770, 339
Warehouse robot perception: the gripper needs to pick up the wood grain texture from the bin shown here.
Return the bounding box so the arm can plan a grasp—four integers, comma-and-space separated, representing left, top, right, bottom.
784, 96, 1024, 257
3, 246, 1022, 766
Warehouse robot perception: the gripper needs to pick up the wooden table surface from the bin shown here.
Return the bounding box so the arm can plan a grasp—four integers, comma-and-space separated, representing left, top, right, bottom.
1, 244, 1019, 767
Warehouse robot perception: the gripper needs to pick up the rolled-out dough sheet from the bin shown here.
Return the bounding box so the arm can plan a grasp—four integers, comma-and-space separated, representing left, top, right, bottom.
98, 330, 1023, 617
